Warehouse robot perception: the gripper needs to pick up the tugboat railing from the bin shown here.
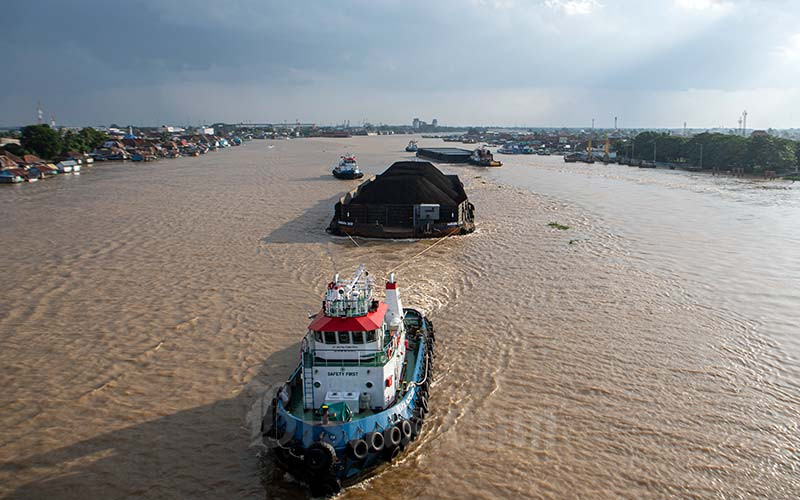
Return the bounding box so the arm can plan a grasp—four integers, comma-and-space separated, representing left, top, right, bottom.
324, 298, 370, 317
304, 349, 389, 368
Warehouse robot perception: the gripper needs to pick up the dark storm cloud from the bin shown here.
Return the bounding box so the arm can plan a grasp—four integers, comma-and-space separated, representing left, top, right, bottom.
2, 0, 799, 126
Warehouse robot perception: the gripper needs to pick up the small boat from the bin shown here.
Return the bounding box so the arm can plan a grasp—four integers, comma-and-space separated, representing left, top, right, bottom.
262, 265, 435, 496
24, 167, 41, 182
405, 140, 418, 152
497, 143, 518, 154
563, 153, 579, 163
0, 169, 24, 184
38, 164, 59, 177
57, 160, 76, 174
468, 147, 502, 167
332, 155, 364, 179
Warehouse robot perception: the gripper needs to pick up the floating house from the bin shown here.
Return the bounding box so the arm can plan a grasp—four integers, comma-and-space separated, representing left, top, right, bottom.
327, 161, 475, 238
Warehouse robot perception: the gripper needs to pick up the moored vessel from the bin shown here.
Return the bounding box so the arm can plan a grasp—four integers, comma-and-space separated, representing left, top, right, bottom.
332, 155, 364, 179
468, 146, 502, 167
405, 140, 419, 152
262, 265, 435, 496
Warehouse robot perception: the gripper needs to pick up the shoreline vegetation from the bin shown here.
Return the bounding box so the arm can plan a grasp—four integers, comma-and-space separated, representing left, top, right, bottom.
612, 131, 800, 178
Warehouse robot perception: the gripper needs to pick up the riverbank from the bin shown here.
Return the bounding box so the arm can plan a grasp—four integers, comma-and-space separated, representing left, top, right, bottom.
0, 136, 244, 184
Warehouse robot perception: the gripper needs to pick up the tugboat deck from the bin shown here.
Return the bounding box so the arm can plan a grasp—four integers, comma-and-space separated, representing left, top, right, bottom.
287, 338, 420, 422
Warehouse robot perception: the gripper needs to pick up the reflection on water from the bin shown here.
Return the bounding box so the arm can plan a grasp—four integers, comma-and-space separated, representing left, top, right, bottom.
0, 136, 797, 498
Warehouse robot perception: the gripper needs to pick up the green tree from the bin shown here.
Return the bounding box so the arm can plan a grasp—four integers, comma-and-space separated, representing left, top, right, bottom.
2, 143, 27, 157
20, 124, 62, 160
77, 127, 109, 150
62, 130, 88, 154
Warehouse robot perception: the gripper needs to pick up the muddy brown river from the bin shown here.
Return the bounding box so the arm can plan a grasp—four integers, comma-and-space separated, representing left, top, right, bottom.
1, 135, 798, 499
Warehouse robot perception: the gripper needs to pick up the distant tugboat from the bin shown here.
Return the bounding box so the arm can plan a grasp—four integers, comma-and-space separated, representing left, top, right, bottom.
262, 265, 435, 496
332, 155, 364, 179
405, 140, 419, 152
468, 146, 502, 167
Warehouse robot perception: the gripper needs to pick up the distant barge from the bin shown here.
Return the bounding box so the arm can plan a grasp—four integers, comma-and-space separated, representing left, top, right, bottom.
415, 147, 472, 163
327, 161, 475, 239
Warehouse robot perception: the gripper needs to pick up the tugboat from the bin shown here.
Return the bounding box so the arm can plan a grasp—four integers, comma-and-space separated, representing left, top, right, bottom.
332, 155, 364, 179
405, 140, 419, 152
468, 146, 502, 167
262, 265, 435, 496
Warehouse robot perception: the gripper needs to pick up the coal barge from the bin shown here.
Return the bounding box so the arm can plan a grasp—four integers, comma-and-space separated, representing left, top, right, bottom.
415, 147, 472, 163
327, 161, 475, 239
261, 266, 435, 496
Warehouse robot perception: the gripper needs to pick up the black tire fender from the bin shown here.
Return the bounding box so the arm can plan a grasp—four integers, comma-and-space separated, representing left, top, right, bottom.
410, 417, 424, 438
365, 431, 384, 452
382, 444, 401, 461
304, 441, 336, 474
400, 419, 412, 440
346, 439, 369, 460
383, 425, 402, 448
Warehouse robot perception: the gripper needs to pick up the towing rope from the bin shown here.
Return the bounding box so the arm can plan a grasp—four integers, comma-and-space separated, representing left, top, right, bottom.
387, 227, 460, 274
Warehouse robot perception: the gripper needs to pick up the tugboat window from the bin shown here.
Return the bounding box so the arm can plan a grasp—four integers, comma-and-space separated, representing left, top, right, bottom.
352, 331, 364, 343
314, 331, 322, 342
324, 331, 336, 344
338, 331, 350, 344
366, 330, 376, 343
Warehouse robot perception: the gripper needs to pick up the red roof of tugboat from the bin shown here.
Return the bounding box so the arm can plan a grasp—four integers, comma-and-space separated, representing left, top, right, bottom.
308, 302, 387, 332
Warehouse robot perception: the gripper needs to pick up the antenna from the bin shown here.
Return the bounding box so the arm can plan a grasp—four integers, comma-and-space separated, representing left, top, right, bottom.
742, 110, 747, 136
37, 101, 43, 125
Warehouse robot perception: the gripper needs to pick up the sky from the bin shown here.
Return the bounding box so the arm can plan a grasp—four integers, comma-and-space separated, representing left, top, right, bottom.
2, 0, 800, 129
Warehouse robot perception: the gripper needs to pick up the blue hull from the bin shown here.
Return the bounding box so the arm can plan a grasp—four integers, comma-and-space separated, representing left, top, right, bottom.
332, 169, 364, 180
263, 310, 435, 496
